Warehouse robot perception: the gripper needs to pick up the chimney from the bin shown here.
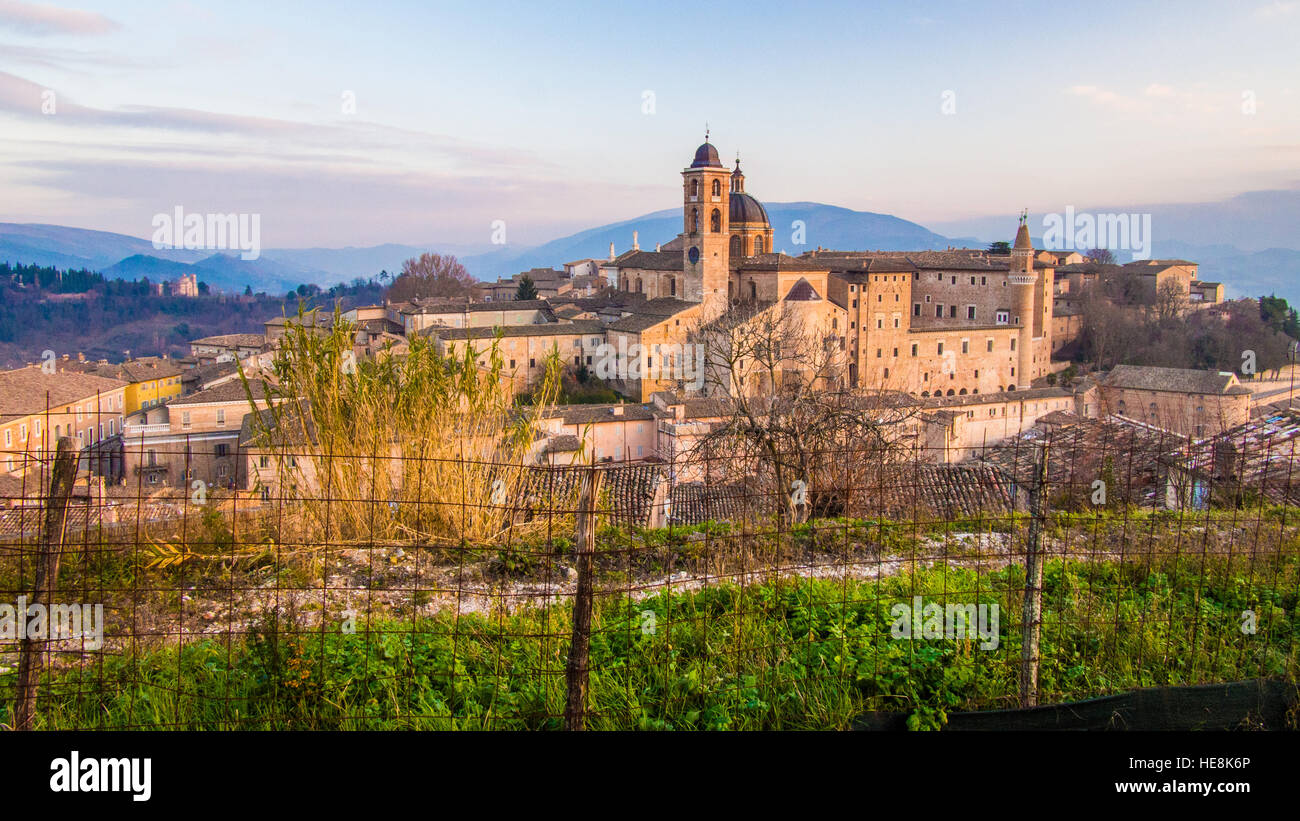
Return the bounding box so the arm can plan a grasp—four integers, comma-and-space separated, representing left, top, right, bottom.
608, 242, 615, 261
632, 230, 639, 251
612, 405, 624, 416
655, 243, 661, 252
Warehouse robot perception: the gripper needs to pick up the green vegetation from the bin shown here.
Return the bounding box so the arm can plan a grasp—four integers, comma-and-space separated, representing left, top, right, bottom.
7, 548, 1295, 730
0, 261, 383, 366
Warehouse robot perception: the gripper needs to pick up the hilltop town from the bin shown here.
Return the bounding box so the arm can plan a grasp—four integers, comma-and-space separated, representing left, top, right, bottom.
1, 138, 1296, 522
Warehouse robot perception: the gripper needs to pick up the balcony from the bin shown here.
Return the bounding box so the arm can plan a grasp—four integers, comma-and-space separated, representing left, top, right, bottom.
123, 423, 171, 437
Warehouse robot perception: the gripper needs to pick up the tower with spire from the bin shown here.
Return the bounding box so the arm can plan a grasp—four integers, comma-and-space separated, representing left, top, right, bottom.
1008, 210, 1038, 389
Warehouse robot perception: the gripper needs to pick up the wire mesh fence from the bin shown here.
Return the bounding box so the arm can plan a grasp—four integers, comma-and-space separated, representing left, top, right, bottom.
2, 412, 1298, 730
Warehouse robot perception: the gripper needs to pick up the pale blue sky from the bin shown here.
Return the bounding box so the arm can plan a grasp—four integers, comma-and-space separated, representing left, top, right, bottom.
1, 0, 1298, 247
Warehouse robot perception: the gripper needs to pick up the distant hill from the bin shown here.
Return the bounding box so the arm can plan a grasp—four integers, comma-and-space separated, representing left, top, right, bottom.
0, 223, 205, 269
459, 202, 957, 279
8, 200, 1299, 304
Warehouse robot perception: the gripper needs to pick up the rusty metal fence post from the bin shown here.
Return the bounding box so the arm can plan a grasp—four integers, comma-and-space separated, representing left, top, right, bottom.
13, 436, 78, 731
564, 465, 603, 730
1019, 442, 1049, 709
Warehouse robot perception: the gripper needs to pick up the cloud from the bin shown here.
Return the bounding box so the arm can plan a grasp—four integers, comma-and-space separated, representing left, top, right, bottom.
0, 41, 167, 71
1066, 84, 1145, 112
1253, 1, 1299, 18
1068, 83, 1227, 116
0, 71, 548, 173
0, 0, 118, 35
2, 155, 659, 246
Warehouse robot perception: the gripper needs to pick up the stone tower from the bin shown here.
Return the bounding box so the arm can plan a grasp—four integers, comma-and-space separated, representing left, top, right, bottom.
1009, 212, 1037, 389
682, 135, 731, 316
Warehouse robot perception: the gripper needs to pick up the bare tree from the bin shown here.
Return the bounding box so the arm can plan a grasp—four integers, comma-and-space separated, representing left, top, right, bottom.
386, 253, 481, 302
685, 301, 916, 524
1152, 278, 1188, 324
1086, 248, 1116, 265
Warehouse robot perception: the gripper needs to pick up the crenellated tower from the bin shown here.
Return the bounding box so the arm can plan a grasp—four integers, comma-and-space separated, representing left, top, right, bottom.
1009, 211, 1037, 389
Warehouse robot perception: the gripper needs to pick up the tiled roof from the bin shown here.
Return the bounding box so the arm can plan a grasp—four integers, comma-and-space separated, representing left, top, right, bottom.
735, 253, 828, 272
63, 356, 185, 382
607, 251, 684, 272
192, 333, 271, 346
874, 463, 1015, 519
1103, 365, 1245, 395
784, 277, 821, 301
977, 417, 1188, 508
607, 299, 697, 332
546, 403, 659, 425
431, 319, 605, 340
0, 366, 128, 422
1180, 408, 1300, 506
169, 379, 269, 406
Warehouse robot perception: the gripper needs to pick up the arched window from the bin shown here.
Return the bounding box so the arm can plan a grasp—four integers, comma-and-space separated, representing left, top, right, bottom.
754, 235, 765, 255
635, 277, 643, 293
947, 389, 956, 396
669, 277, 676, 297
1117, 400, 1126, 415
730, 234, 741, 257
749, 281, 757, 300
691, 208, 699, 233
690, 179, 699, 199
921, 391, 930, 398
710, 208, 721, 233
712, 179, 721, 197
959, 388, 967, 395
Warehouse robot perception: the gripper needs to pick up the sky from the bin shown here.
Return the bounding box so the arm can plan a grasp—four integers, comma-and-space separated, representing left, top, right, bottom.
1, 0, 1299, 249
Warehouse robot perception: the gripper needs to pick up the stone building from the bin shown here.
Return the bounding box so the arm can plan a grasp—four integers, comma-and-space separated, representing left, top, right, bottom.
1099, 364, 1251, 438
600, 138, 1055, 399
121, 380, 271, 490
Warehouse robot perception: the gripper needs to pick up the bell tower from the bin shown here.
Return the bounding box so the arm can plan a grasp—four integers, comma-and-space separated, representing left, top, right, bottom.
682, 130, 731, 317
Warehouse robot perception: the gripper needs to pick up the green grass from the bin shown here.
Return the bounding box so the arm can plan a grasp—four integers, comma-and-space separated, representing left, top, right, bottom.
6, 550, 1296, 730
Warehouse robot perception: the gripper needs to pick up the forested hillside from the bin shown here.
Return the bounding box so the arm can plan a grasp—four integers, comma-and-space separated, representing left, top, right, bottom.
0, 263, 384, 368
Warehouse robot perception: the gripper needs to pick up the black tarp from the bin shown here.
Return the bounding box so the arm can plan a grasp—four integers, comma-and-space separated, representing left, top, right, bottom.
854, 679, 1297, 730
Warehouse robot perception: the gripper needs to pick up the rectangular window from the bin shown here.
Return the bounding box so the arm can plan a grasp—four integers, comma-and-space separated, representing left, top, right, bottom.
182, 411, 192, 429
937, 342, 944, 355
936, 305, 943, 318
215, 444, 229, 457
216, 409, 225, 426
913, 303, 921, 316
911, 344, 918, 357
967, 306, 976, 320
961, 340, 969, 354
987, 338, 994, 352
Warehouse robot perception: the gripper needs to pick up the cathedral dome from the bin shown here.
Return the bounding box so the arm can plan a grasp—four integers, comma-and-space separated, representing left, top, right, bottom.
690, 142, 723, 168
729, 192, 770, 225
